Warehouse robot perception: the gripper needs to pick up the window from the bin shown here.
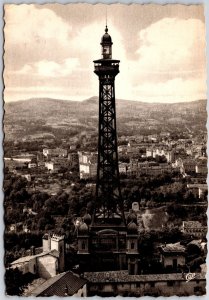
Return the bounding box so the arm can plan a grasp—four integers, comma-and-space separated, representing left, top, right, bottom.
150, 282, 155, 288
194, 286, 201, 293
82, 242, 85, 250
173, 259, 177, 269
130, 264, 135, 275
167, 281, 174, 287
131, 242, 135, 249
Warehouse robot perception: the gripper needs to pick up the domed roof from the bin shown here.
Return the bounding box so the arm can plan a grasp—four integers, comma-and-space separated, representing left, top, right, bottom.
83, 213, 91, 225
127, 211, 137, 223
78, 222, 88, 234
101, 26, 112, 45
127, 221, 138, 234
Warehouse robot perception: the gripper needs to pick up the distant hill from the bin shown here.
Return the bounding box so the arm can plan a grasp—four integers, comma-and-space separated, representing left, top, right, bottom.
4, 97, 207, 141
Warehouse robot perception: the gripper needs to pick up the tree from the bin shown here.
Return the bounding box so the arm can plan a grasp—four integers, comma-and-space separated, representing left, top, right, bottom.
5, 268, 25, 295
183, 190, 195, 203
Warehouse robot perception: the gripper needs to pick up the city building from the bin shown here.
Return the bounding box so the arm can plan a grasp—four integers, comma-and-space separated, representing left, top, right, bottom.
10, 234, 65, 279
181, 221, 207, 238
43, 148, 67, 158
182, 159, 197, 174
146, 147, 175, 163
119, 162, 128, 174
187, 183, 208, 199
28, 162, 37, 168
84, 271, 206, 297
128, 160, 172, 177
195, 158, 207, 175
67, 152, 78, 164
45, 161, 60, 172
78, 151, 97, 179
160, 242, 186, 271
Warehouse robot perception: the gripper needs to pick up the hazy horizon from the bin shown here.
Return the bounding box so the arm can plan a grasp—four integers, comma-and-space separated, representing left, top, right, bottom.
5, 96, 207, 105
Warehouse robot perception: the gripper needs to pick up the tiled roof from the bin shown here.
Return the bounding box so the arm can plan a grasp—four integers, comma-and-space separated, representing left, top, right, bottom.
48, 249, 59, 258
188, 240, 207, 252
11, 250, 59, 265
161, 242, 186, 253
10, 255, 36, 265
30, 271, 87, 296
188, 240, 202, 247
183, 221, 202, 228
23, 278, 46, 296
84, 271, 205, 283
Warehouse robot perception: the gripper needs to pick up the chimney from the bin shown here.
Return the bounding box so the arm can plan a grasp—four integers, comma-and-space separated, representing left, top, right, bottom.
42, 233, 51, 252
30, 245, 35, 255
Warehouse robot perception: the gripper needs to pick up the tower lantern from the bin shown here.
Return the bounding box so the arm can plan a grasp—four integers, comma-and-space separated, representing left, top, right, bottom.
101, 25, 112, 59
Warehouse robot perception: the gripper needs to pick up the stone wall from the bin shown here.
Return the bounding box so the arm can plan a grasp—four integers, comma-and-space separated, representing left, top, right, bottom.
37, 255, 58, 279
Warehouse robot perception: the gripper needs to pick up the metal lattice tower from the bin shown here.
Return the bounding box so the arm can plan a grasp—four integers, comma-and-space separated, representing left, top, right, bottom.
93, 26, 125, 224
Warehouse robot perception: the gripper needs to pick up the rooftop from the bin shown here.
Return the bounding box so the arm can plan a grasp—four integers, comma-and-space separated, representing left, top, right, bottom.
30, 271, 87, 297
84, 270, 205, 283
10, 255, 35, 265
183, 221, 202, 228
161, 242, 186, 253
10, 249, 59, 265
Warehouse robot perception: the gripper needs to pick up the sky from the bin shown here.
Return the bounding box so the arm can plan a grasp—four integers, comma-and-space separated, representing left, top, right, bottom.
4, 3, 207, 103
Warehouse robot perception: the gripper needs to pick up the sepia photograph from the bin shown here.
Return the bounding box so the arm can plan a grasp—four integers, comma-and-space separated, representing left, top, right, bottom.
3, 3, 207, 297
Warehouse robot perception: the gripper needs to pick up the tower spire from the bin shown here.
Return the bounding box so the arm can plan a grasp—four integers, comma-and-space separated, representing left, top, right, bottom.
105, 7, 108, 34
106, 6, 107, 27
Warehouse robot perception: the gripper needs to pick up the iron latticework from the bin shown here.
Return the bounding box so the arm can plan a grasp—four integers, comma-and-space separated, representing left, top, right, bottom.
93, 27, 125, 224
77, 27, 138, 275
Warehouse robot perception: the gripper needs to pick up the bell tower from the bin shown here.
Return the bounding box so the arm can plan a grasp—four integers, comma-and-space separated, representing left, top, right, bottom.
93, 26, 125, 227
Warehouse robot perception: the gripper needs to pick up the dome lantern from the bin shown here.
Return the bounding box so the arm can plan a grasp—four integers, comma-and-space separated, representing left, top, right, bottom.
83, 213, 92, 225
78, 222, 89, 235
100, 26, 112, 59
127, 221, 138, 234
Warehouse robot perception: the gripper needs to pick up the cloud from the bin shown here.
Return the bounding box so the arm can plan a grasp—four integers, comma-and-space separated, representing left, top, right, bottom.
4, 4, 73, 69
133, 77, 206, 103
136, 17, 206, 74
16, 58, 80, 77
4, 5, 206, 103
117, 17, 206, 102
4, 4, 71, 45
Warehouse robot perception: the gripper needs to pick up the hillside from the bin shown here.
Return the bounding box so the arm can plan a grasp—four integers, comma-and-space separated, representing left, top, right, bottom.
4, 97, 207, 141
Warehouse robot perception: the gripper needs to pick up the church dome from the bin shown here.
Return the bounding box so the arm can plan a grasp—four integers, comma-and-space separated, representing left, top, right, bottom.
101, 26, 112, 45
127, 221, 138, 234
83, 213, 91, 225
127, 211, 137, 224
78, 222, 89, 234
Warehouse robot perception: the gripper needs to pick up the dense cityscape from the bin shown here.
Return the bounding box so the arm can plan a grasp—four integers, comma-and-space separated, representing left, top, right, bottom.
4, 99, 207, 296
